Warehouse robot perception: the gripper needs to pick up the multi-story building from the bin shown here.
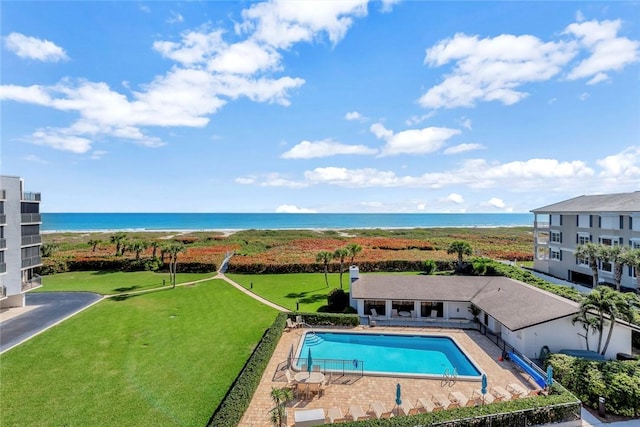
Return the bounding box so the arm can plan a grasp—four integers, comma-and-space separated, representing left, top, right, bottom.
0, 175, 43, 308
531, 192, 640, 291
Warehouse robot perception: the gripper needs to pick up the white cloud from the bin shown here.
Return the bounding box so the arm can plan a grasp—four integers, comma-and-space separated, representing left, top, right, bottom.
90, 150, 107, 160
576, 10, 585, 23
235, 176, 256, 184
275, 204, 317, 213
3, 32, 69, 62
153, 30, 226, 66
405, 112, 435, 126
445, 193, 464, 204
444, 143, 485, 155
565, 19, 640, 83
460, 117, 472, 130
24, 154, 48, 164
417, 203, 426, 210
345, 111, 364, 121
488, 197, 505, 208
31, 129, 92, 153
281, 139, 377, 159
380, 0, 401, 13
370, 122, 461, 156
166, 11, 184, 24
139, 4, 151, 14
548, 97, 557, 104
579, 92, 589, 101
597, 146, 640, 178
208, 40, 281, 74
261, 173, 309, 188
420, 33, 576, 109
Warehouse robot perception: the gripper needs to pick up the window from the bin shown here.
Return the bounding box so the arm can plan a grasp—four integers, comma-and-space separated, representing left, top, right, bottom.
550, 231, 561, 243
536, 246, 549, 260
420, 301, 443, 318
632, 216, 640, 231
600, 215, 618, 230
600, 237, 621, 247
577, 256, 589, 266
577, 214, 591, 228
600, 261, 613, 273
551, 214, 562, 226
577, 234, 590, 245
364, 300, 385, 316
550, 249, 562, 261
631, 240, 640, 249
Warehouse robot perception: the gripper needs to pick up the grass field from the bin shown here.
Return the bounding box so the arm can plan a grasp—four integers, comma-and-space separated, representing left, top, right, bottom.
0, 279, 277, 426
33, 271, 216, 295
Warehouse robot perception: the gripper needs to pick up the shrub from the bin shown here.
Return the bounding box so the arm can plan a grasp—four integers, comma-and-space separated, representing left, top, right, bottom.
290, 312, 360, 327
326, 288, 349, 312
422, 260, 437, 274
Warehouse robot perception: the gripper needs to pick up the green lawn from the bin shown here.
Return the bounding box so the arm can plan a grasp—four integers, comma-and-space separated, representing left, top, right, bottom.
34, 271, 216, 295
227, 273, 351, 311
1, 279, 277, 426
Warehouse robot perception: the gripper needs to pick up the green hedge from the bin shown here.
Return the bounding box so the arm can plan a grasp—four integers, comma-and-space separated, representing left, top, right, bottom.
547, 354, 640, 417
37, 257, 217, 275
291, 312, 360, 327
326, 387, 579, 426
207, 312, 287, 427
227, 260, 455, 274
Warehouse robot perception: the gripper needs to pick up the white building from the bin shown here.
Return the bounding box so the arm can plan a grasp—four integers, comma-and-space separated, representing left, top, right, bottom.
0, 175, 43, 308
349, 272, 637, 360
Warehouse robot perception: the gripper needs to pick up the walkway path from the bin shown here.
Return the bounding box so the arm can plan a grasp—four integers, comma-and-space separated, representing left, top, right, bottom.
215, 273, 289, 312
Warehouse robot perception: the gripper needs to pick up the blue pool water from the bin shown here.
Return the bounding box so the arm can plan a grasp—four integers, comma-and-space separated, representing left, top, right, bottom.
296, 332, 482, 378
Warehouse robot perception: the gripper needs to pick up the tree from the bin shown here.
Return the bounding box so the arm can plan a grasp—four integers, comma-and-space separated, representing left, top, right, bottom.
149, 241, 160, 259
333, 248, 350, 289
600, 245, 625, 291
620, 247, 640, 294
127, 240, 148, 261
571, 310, 599, 351
110, 232, 127, 256
575, 242, 602, 288
315, 250, 333, 288
165, 243, 185, 288
447, 241, 472, 271
600, 291, 639, 356
40, 243, 59, 257
87, 239, 102, 252
269, 387, 293, 427
346, 242, 362, 265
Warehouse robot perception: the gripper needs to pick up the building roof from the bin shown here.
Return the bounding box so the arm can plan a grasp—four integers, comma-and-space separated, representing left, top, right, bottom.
351, 275, 581, 331
531, 192, 640, 214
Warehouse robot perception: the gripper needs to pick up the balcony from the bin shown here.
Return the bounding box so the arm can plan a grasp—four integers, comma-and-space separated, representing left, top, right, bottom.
21, 213, 42, 224
0, 238, 5, 249
0, 214, 5, 224
0, 263, 5, 274
0, 189, 5, 200
22, 256, 42, 269
22, 275, 42, 292
22, 192, 41, 202
1, 285, 6, 298
21, 234, 42, 246
534, 221, 550, 229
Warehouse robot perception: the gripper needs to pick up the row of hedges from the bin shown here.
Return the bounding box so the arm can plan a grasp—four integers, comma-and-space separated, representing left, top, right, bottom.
37, 257, 217, 275
207, 312, 287, 427
326, 385, 579, 426
546, 354, 640, 417
289, 311, 360, 327
227, 260, 455, 274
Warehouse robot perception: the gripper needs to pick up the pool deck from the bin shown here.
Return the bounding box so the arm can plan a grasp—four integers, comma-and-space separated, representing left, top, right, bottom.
239, 325, 542, 426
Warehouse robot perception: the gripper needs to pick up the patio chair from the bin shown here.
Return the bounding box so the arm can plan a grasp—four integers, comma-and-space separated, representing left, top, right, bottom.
470, 389, 494, 405
430, 309, 438, 318
286, 318, 297, 330
391, 308, 399, 317
448, 391, 469, 407
347, 405, 370, 421
369, 401, 393, 419
506, 383, 528, 398
489, 386, 511, 402
312, 365, 321, 372
416, 397, 438, 413
295, 315, 303, 327
307, 382, 321, 400
370, 308, 378, 317
295, 382, 308, 400
319, 373, 332, 396
410, 310, 416, 318
326, 407, 347, 423
397, 400, 419, 416
431, 393, 454, 410
284, 369, 297, 388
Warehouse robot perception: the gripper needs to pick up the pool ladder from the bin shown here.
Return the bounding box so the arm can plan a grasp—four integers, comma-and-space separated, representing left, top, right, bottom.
441, 367, 458, 387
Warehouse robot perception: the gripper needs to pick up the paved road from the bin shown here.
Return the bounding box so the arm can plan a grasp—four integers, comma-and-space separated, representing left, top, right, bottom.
0, 292, 102, 353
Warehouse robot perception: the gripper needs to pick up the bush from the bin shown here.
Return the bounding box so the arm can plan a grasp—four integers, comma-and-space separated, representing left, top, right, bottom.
422, 260, 437, 274
546, 354, 640, 417
327, 288, 349, 312
290, 312, 360, 327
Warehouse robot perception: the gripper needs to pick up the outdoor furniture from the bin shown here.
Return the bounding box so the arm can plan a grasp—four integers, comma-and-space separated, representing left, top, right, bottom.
397, 400, 419, 415
296, 315, 304, 326
284, 369, 297, 388
326, 407, 347, 423
294, 408, 325, 427
306, 382, 321, 400
490, 386, 511, 401
471, 389, 494, 405
286, 318, 298, 330
319, 373, 332, 396
369, 401, 393, 419
398, 310, 411, 317
295, 382, 309, 400
312, 365, 321, 372
347, 405, 370, 421
370, 308, 379, 317
416, 397, 438, 413
391, 309, 399, 317
431, 393, 454, 410
506, 383, 528, 398
449, 391, 470, 407
410, 310, 416, 318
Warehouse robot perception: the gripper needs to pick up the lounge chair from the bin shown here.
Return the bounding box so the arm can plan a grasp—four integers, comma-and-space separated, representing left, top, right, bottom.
347, 405, 370, 421
507, 382, 537, 398
296, 315, 303, 326
470, 389, 494, 405
430, 309, 438, 318
286, 318, 297, 330
448, 391, 470, 407
370, 308, 378, 317
369, 401, 393, 419
416, 397, 438, 413
397, 400, 419, 416
431, 393, 454, 410
490, 386, 511, 402
319, 373, 332, 396
326, 407, 347, 423
284, 369, 297, 388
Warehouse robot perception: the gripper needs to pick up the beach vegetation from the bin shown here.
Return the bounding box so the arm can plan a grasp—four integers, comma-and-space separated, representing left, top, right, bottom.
333, 247, 350, 289
447, 240, 473, 271
87, 238, 102, 252
422, 259, 437, 274
315, 250, 333, 287
40, 242, 59, 257
346, 242, 362, 264
110, 232, 127, 256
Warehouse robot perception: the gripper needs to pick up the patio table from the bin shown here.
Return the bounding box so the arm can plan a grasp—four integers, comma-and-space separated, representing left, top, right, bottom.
398, 311, 411, 317
295, 372, 325, 384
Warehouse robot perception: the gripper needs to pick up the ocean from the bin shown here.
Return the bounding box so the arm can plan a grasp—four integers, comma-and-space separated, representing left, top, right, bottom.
41, 212, 534, 232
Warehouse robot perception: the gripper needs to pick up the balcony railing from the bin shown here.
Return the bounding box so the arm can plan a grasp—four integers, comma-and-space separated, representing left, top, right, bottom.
21, 235, 42, 246
21, 256, 42, 269
22, 275, 42, 292
534, 221, 550, 229
0, 263, 6, 274
1, 285, 6, 297
22, 192, 41, 202
0, 214, 5, 224
0, 189, 5, 200
0, 238, 6, 249
21, 213, 42, 224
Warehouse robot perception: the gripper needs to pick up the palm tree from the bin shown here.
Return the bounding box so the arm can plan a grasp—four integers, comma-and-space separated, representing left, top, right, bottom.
87, 239, 102, 252
578, 286, 612, 353
571, 310, 599, 351
346, 242, 362, 265
165, 242, 185, 288
269, 387, 293, 427
575, 242, 602, 288
149, 241, 160, 259
40, 243, 59, 257
447, 241, 472, 271
601, 291, 639, 356
333, 247, 350, 289
620, 247, 640, 294
600, 245, 625, 291
127, 240, 148, 261
110, 232, 127, 256
316, 250, 333, 287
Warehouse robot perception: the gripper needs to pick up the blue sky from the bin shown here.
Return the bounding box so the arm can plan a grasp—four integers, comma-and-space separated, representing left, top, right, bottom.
1, 1, 639, 213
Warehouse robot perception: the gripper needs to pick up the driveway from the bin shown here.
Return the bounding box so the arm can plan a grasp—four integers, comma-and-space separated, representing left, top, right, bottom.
0, 292, 102, 353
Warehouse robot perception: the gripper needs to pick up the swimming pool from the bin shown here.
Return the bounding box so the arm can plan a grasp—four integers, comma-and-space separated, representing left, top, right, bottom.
295, 331, 482, 380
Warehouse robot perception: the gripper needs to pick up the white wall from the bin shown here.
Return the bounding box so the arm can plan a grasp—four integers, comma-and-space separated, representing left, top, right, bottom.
447, 302, 473, 320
